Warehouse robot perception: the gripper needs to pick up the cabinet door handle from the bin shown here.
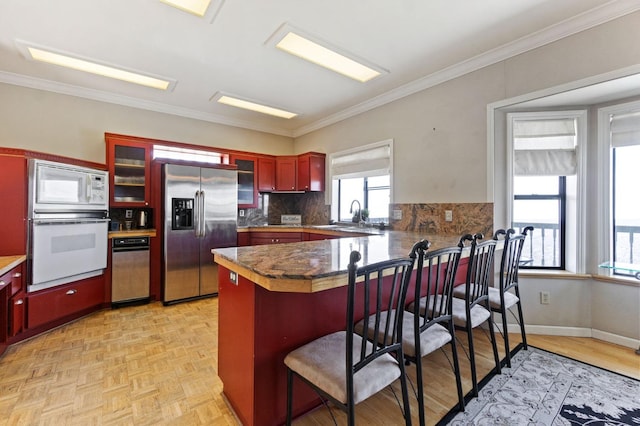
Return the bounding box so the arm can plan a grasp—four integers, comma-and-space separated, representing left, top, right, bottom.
15, 299, 24, 305
66, 289, 78, 295
13, 272, 22, 278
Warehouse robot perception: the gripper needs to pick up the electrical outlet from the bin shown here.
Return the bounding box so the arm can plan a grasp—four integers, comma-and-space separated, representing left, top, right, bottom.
239, 209, 245, 217
540, 291, 550, 304
392, 209, 402, 220
445, 210, 453, 222
229, 271, 237, 285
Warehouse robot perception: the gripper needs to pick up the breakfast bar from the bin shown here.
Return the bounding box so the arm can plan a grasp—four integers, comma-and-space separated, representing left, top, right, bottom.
212, 230, 467, 426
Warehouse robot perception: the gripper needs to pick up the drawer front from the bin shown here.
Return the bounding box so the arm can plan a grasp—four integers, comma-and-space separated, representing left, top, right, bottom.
250, 232, 302, 245
0, 264, 23, 296
9, 292, 26, 337
28, 276, 104, 329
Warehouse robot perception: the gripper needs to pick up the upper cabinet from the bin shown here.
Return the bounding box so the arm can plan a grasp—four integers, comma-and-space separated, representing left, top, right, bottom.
106, 135, 151, 207
297, 152, 325, 192
257, 157, 276, 192
256, 153, 326, 193
230, 154, 258, 208
276, 156, 297, 191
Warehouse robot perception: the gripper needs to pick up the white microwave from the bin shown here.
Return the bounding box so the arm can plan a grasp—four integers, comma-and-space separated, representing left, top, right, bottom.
29, 159, 109, 213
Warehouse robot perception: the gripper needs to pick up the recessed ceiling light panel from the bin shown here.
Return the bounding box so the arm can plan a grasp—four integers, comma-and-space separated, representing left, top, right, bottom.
159, 0, 212, 17
16, 40, 175, 91
267, 24, 387, 83
212, 93, 298, 119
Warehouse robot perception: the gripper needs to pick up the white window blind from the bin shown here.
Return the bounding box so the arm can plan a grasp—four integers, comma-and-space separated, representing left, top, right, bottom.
610, 110, 640, 148
330, 141, 392, 179
513, 118, 577, 176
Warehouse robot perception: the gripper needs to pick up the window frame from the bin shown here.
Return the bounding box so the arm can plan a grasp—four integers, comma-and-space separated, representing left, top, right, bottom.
329, 139, 394, 223
597, 100, 640, 278
513, 175, 567, 270
337, 175, 391, 223
506, 110, 587, 273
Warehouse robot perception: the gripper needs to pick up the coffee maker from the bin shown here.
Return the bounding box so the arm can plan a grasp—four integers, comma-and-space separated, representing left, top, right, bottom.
137, 210, 148, 228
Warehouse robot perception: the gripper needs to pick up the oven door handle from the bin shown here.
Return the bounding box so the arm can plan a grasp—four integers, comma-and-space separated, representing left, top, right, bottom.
32, 218, 110, 226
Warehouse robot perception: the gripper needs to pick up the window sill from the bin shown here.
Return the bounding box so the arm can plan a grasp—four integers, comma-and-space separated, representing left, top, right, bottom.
519, 270, 590, 280
592, 273, 640, 287
519, 270, 640, 287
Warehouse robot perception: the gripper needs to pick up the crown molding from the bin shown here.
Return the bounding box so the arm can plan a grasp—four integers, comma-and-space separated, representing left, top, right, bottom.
1, 0, 638, 140
0, 70, 295, 138
293, 0, 640, 137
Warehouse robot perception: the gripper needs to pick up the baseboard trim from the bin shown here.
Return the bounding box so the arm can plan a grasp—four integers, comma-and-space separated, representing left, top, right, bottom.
507, 324, 640, 350
592, 329, 640, 350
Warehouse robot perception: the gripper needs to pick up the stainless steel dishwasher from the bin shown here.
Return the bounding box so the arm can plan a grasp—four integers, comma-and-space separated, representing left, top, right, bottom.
112, 236, 150, 307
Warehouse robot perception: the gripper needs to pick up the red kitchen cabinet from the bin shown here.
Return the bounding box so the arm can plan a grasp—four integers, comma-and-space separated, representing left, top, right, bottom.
276, 156, 297, 191
27, 275, 105, 329
0, 153, 27, 255
258, 157, 276, 192
231, 154, 258, 208
106, 134, 152, 207
8, 290, 26, 337
297, 152, 325, 192
237, 232, 251, 247
249, 232, 302, 246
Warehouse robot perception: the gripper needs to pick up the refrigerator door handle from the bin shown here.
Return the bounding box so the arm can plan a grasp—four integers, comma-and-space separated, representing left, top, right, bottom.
194, 190, 201, 237
200, 190, 206, 238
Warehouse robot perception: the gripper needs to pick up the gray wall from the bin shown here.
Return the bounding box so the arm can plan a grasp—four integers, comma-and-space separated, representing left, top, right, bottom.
0, 83, 294, 163
294, 11, 640, 345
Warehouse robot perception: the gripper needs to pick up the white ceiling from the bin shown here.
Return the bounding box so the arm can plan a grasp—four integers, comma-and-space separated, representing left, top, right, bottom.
1, 0, 638, 137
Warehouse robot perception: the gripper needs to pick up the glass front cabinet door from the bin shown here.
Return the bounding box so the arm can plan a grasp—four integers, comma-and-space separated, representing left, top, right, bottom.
106, 135, 151, 206
230, 154, 258, 208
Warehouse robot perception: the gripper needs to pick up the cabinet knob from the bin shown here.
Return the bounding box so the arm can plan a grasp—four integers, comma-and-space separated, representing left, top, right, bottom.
66, 289, 78, 295
0, 280, 5, 286
15, 299, 24, 305
13, 272, 22, 278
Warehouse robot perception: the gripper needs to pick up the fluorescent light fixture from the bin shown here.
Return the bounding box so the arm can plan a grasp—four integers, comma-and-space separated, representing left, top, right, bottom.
270, 26, 385, 83
214, 94, 297, 119
23, 44, 172, 90
159, 0, 212, 17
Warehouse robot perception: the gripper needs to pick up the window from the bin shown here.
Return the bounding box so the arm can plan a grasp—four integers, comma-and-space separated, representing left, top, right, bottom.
330, 140, 393, 224
337, 175, 390, 223
508, 112, 585, 270
605, 106, 640, 277
513, 175, 565, 268
153, 145, 227, 164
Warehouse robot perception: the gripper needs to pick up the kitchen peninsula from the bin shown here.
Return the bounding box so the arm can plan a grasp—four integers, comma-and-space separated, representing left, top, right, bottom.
212, 228, 468, 426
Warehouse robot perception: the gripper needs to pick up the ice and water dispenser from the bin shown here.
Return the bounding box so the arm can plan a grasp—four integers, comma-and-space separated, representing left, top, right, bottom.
172, 198, 194, 230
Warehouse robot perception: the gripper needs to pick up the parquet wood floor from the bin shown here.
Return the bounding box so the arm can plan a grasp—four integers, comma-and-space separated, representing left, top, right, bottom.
0, 298, 637, 425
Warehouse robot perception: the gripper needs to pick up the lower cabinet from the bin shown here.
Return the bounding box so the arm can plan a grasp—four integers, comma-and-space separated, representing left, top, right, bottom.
250, 232, 302, 246
8, 291, 26, 337
27, 275, 104, 329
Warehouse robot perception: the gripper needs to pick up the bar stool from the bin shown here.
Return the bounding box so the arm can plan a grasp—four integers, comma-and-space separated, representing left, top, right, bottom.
451, 233, 501, 397
284, 251, 414, 426
489, 226, 533, 367
405, 239, 466, 425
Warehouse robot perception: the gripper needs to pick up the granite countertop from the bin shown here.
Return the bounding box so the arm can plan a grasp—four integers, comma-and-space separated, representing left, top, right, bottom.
237, 224, 384, 235
213, 230, 466, 293
0, 255, 26, 277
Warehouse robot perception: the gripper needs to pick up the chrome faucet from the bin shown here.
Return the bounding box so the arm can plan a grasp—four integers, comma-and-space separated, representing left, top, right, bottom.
349, 199, 365, 227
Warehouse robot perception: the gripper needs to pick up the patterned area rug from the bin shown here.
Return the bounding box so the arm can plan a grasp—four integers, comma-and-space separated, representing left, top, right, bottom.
440, 346, 640, 425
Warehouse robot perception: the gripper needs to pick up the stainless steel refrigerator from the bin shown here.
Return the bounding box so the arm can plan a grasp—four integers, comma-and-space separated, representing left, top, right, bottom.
163, 163, 237, 304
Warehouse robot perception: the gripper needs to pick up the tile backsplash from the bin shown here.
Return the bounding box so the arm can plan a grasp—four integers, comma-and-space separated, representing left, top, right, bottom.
389, 202, 493, 237
237, 195, 492, 237
237, 192, 329, 226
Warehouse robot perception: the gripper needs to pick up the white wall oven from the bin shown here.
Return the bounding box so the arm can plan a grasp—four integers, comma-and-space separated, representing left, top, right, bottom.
28, 159, 109, 292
